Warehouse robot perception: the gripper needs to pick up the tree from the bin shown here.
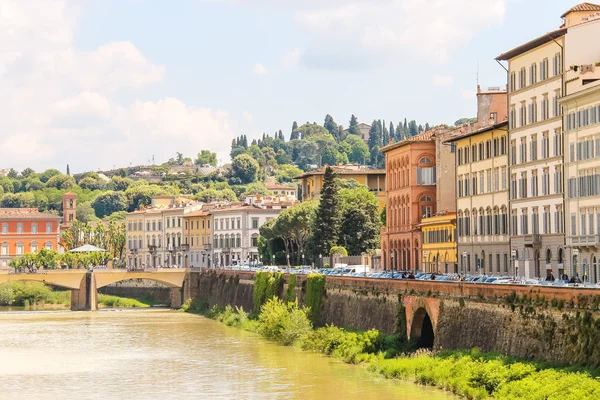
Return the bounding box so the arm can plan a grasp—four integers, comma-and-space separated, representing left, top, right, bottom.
243, 182, 272, 196
324, 114, 340, 141
290, 121, 299, 140
275, 164, 303, 183
330, 246, 348, 257
408, 120, 418, 136
195, 150, 218, 166
125, 184, 171, 211
78, 176, 105, 191
382, 120, 390, 146
7, 168, 18, 179
21, 168, 35, 178
39, 169, 61, 183
77, 201, 98, 223
45, 174, 75, 190
232, 154, 259, 184
92, 191, 128, 218
368, 119, 382, 150
311, 167, 340, 258
110, 176, 133, 192
389, 121, 395, 143
338, 186, 381, 255
293, 123, 330, 140
342, 135, 370, 165
348, 114, 359, 135
66, 164, 70, 176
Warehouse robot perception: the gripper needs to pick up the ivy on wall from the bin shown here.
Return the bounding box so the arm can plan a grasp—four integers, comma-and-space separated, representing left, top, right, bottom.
305, 273, 326, 324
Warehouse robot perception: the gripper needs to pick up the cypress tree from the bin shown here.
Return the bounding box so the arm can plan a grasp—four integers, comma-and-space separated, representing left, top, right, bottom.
389, 121, 395, 142
348, 114, 359, 135
66, 164, 70, 176
382, 120, 389, 145
290, 121, 299, 140
312, 166, 340, 259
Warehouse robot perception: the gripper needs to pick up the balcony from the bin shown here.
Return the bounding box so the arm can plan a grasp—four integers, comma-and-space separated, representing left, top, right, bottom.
570, 235, 600, 248
523, 234, 541, 247
203, 243, 212, 250
148, 245, 157, 253
176, 244, 190, 252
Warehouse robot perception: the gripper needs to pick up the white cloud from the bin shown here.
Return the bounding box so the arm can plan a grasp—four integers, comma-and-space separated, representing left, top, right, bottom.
432, 74, 454, 87
253, 62, 269, 75
0, 0, 235, 172
281, 48, 302, 66
208, 0, 510, 70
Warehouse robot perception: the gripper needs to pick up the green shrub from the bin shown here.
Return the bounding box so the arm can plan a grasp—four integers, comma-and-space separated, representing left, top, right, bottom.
258, 298, 312, 346
305, 273, 326, 323
98, 294, 150, 308
0, 283, 15, 305
285, 274, 296, 303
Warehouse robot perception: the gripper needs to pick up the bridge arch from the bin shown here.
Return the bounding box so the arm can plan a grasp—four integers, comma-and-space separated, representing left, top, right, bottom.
410, 307, 435, 348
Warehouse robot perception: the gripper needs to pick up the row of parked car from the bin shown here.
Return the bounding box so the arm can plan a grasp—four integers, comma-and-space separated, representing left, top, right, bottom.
215, 265, 600, 288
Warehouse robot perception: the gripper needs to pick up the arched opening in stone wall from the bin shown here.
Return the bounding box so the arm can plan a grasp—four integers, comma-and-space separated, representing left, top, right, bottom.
410, 307, 435, 349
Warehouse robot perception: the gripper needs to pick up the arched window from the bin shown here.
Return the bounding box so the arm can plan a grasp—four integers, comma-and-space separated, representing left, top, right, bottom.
1, 242, 8, 256
546, 248, 552, 264
419, 157, 432, 164
31, 223, 38, 234
17, 223, 23, 234
16, 242, 24, 255
1, 223, 7, 234
236, 234, 241, 248
30, 241, 38, 253
251, 234, 259, 247
420, 195, 433, 202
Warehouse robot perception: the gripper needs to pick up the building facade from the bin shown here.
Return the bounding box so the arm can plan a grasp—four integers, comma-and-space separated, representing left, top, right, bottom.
125, 196, 202, 268
297, 164, 386, 209
265, 184, 298, 200
381, 131, 437, 272
448, 122, 511, 276
561, 12, 600, 281
420, 212, 457, 274
183, 211, 212, 268
497, 28, 566, 279
0, 208, 61, 269
211, 204, 289, 267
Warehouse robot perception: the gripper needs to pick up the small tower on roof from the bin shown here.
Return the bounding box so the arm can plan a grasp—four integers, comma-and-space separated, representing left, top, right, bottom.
61, 192, 77, 227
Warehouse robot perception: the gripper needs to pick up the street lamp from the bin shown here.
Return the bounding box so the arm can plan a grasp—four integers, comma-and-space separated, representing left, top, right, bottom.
461, 251, 467, 277
511, 248, 517, 280
423, 251, 428, 273
272, 254, 275, 266
319, 253, 323, 269
301, 251, 305, 266
390, 251, 395, 279
287, 253, 290, 267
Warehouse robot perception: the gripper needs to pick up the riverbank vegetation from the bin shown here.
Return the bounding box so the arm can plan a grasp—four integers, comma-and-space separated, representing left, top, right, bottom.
0, 281, 159, 309
182, 296, 600, 400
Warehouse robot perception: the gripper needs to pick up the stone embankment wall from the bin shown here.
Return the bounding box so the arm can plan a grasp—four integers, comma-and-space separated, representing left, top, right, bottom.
99, 279, 171, 304
189, 270, 600, 365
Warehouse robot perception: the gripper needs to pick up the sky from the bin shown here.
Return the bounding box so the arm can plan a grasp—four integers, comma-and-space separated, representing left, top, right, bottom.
0, 0, 583, 173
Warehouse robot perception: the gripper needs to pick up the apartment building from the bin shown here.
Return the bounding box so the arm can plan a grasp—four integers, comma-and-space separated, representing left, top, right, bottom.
381, 130, 437, 272
561, 11, 600, 282
211, 201, 292, 267
447, 121, 511, 276
183, 210, 212, 268
125, 196, 203, 268
0, 208, 61, 269
496, 27, 566, 279
420, 212, 457, 274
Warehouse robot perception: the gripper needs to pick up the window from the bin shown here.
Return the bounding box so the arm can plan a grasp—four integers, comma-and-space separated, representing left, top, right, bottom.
147, 222, 150, 232
419, 157, 432, 164
46, 223, 52, 233
519, 67, 526, 88
31, 242, 38, 253
541, 132, 549, 159
529, 63, 537, 85
501, 167, 507, 191
571, 214, 577, 236
251, 218, 259, 229
251, 235, 258, 247
1, 243, 7, 255
416, 167, 435, 185
510, 106, 517, 129
16, 242, 24, 255
541, 94, 549, 120
531, 170, 538, 197
16, 223, 23, 234
521, 210, 529, 235
530, 134, 537, 161
540, 58, 548, 81
494, 168, 499, 192
510, 71, 516, 92
552, 52, 562, 76
45, 241, 52, 250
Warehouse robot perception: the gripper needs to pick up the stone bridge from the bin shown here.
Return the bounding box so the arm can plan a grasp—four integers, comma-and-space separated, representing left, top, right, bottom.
0, 269, 192, 311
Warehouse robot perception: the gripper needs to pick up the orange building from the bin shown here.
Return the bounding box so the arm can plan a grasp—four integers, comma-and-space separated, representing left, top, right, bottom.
0, 208, 61, 269
381, 131, 437, 272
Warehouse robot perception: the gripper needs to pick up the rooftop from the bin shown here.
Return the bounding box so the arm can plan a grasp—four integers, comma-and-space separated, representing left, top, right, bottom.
561, 2, 600, 18
0, 208, 61, 220
443, 120, 508, 144
295, 164, 385, 179
495, 28, 566, 61
265, 184, 296, 190
380, 129, 437, 153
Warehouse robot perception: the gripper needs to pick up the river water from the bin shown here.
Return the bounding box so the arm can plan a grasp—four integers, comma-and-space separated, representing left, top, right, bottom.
0, 310, 453, 400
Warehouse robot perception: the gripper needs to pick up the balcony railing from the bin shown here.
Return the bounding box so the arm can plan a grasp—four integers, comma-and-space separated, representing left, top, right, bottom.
203, 243, 212, 250
176, 244, 190, 252
524, 234, 542, 247
570, 235, 600, 247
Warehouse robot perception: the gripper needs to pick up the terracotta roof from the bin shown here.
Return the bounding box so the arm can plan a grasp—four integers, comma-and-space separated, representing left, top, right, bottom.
561, 2, 600, 18
495, 28, 566, 61
266, 184, 296, 190
295, 165, 385, 179
183, 210, 210, 218
62, 192, 77, 197
443, 120, 508, 144
0, 208, 61, 220
381, 129, 437, 153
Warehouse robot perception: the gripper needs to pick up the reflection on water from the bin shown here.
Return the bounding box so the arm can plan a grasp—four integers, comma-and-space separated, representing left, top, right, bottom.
0, 310, 454, 400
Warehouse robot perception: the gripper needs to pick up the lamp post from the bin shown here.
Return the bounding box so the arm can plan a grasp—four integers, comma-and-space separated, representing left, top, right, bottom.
301, 251, 305, 267
423, 251, 428, 273
461, 251, 467, 277
272, 254, 275, 266
390, 251, 395, 279
287, 253, 290, 267
319, 253, 323, 269
511, 248, 517, 280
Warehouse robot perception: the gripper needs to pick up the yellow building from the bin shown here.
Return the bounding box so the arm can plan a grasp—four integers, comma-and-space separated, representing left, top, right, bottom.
420, 212, 457, 274
183, 211, 212, 268
296, 164, 386, 209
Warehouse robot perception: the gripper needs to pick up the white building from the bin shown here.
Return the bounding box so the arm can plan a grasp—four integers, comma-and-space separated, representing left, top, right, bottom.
211, 202, 292, 266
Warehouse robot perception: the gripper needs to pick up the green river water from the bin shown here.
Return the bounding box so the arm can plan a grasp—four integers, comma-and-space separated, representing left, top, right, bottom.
0, 309, 454, 400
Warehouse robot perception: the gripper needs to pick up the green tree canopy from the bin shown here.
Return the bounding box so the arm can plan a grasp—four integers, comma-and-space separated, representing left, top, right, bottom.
342, 134, 370, 165
338, 186, 381, 255
232, 154, 259, 184
311, 166, 340, 258
45, 174, 75, 190
195, 150, 218, 166
92, 191, 128, 218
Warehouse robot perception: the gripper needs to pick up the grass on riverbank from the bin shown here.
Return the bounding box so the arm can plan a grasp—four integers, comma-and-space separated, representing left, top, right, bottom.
182, 297, 600, 400
0, 281, 161, 309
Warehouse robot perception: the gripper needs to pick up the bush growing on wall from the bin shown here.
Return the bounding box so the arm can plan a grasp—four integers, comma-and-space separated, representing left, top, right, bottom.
305, 273, 326, 323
